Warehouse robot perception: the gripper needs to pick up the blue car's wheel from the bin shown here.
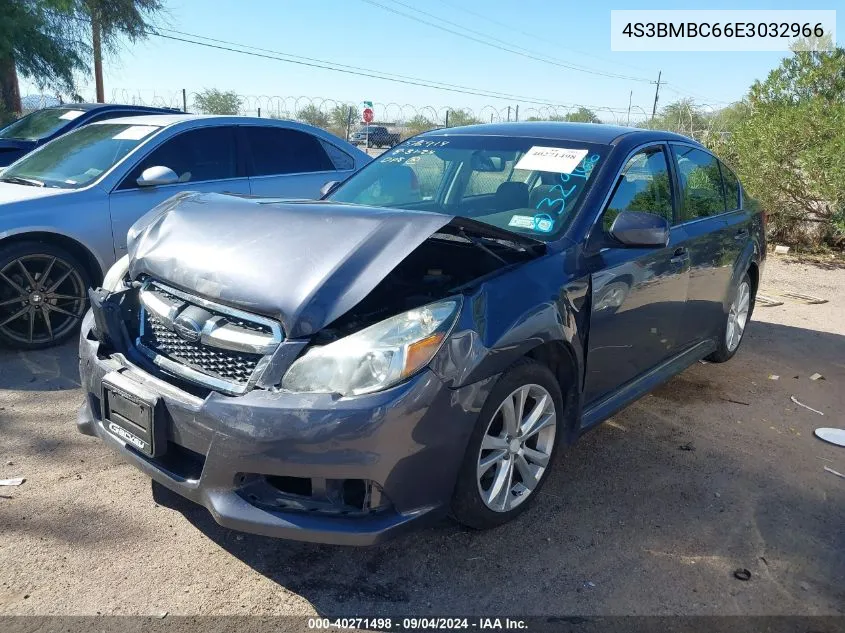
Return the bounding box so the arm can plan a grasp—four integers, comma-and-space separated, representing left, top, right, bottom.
451, 359, 563, 529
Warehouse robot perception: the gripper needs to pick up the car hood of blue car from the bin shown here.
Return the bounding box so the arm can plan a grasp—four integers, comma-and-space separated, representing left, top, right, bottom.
0, 139, 36, 167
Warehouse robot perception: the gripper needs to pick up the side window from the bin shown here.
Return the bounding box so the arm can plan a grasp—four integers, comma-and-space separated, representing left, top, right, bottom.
119, 126, 237, 190
319, 139, 354, 171
720, 161, 740, 211
244, 127, 334, 176
602, 147, 673, 231
672, 145, 726, 221
405, 153, 445, 200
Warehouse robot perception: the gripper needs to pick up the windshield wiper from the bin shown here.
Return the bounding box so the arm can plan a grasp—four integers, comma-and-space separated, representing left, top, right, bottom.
0, 175, 45, 187
457, 229, 509, 265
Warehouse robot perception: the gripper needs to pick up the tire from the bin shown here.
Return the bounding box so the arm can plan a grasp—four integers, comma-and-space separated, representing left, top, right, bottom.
0, 241, 92, 350
705, 272, 754, 363
451, 359, 564, 530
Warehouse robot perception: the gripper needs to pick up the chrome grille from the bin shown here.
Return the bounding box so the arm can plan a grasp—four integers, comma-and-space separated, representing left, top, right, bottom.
143, 312, 262, 384
135, 280, 283, 395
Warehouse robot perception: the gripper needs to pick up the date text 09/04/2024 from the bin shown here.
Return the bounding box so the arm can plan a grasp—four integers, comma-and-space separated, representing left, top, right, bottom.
307, 617, 528, 630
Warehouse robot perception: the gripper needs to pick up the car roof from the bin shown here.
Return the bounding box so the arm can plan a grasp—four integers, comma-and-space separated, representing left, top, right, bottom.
38, 103, 179, 114
419, 121, 700, 146
90, 113, 306, 127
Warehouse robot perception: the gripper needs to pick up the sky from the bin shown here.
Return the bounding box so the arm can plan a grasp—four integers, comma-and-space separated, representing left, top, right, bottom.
20, 0, 844, 123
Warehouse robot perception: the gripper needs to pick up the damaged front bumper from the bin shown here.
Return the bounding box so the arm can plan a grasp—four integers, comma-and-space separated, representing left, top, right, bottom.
77, 310, 494, 545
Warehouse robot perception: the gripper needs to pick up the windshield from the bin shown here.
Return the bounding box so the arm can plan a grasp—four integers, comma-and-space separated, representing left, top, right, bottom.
328, 135, 608, 240
0, 108, 88, 141
0, 122, 159, 189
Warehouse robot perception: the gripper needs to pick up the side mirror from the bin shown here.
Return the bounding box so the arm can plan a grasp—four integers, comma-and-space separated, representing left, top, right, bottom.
609, 211, 669, 248
320, 180, 340, 198
137, 165, 179, 187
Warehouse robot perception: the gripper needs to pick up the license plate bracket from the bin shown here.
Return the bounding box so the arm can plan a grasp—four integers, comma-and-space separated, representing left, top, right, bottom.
101, 372, 165, 457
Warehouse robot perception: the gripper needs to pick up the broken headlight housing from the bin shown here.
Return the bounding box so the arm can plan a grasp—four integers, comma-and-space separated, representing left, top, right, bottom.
101, 254, 130, 292
281, 298, 461, 396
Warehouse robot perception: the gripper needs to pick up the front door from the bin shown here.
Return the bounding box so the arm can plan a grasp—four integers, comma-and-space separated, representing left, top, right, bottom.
583, 145, 690, 405
108, 126, 250, 254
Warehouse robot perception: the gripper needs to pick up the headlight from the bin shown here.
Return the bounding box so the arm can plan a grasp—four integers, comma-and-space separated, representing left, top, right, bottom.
101, 255, 130, 292
281, 298, 461, 396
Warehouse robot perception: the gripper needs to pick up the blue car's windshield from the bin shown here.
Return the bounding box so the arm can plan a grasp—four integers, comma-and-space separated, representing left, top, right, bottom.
328, 134, 609, 241
0, 107, 87, 141
0, 122, 160, 189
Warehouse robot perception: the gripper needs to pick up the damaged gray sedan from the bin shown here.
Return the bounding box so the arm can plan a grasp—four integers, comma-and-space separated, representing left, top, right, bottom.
77, 122, 765, 544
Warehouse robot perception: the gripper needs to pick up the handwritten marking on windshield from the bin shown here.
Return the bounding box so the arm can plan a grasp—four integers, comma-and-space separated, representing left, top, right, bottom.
535, 154, 602, 216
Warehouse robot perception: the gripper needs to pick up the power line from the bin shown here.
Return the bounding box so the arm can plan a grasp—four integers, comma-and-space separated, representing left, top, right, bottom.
359, 0, 654, 83
149, 27, 634, 113
383, 0, 653, 81
432, 0, 657, 77
425, 0, 731, 105
156, 28, 532, 103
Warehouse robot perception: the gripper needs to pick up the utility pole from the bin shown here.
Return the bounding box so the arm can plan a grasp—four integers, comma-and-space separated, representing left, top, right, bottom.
650, 71, 662, 122
92, 11, 104, 103
445, 109, 450, 128
627, 91, 632, 126
514, 104, 519, 121
182, 88, 187, 113
506, 106, 511, 122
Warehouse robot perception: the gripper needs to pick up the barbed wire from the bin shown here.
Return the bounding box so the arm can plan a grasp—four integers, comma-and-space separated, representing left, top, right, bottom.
27, 87, 744, 144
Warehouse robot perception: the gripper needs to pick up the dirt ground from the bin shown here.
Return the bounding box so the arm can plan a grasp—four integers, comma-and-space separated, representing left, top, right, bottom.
0, 255, 843, 617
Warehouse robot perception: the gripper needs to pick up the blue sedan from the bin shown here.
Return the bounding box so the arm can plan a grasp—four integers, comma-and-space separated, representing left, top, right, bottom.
0, 103, 180, 167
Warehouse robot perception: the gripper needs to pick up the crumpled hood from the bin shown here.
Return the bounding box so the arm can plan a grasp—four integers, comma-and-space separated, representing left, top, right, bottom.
127, 192, 454, 338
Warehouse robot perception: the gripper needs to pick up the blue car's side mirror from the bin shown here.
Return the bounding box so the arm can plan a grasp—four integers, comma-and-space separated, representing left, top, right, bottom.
609, 210, 669, 248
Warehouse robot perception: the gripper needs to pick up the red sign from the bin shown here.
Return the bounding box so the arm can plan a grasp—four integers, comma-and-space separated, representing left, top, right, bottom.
363, 108, 374, 123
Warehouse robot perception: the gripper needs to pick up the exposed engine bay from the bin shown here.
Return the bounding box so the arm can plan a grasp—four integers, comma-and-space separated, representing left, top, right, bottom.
315, 230, 542, 343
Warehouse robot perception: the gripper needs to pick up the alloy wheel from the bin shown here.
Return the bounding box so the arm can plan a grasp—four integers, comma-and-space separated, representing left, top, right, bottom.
0, 254, 87, 345
476, 384, 557, 512
726, 280, 750, 352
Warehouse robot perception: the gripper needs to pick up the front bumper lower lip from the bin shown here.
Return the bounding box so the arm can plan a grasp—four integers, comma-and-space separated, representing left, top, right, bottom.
77, 390, 439, 546
78, 401, 433, 546
77, 313, 489, 545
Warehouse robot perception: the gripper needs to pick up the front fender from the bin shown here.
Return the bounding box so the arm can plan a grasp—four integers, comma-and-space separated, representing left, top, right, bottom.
430, 252, 588, 390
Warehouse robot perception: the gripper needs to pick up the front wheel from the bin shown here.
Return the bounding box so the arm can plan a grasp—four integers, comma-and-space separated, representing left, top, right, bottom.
451, 359, 564, 530
0, 241, 91, 349
706, 272, 753, 363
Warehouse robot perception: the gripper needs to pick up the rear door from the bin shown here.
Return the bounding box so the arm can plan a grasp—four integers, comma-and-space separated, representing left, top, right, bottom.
108, 125, 250, 254
583, 144, 690, 405
241, 125, 355, 199
670, 145, 744, 345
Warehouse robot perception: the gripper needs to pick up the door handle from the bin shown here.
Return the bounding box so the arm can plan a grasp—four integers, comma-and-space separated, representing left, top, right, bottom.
734, 229, 749, 240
